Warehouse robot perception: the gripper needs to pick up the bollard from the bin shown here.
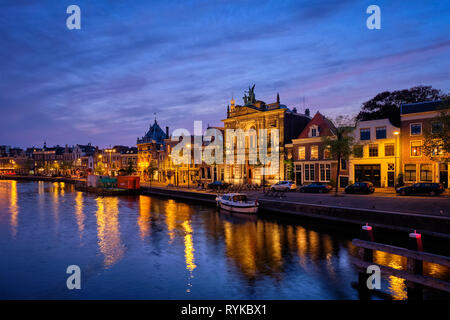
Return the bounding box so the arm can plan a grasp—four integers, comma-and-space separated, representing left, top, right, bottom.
408, 230, 423, 251
358, 223, 374, 299
407, 230, 423, 300
360, 223, 374, 242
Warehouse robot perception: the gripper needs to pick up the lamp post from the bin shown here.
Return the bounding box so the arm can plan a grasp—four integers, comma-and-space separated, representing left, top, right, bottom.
105, 149, 116, 176
187, 144, 191, 189
393, 131, 400, 187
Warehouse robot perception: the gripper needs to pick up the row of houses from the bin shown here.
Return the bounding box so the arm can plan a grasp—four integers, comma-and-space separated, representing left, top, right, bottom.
137, 95, 449, 189
0, 142, 138, 177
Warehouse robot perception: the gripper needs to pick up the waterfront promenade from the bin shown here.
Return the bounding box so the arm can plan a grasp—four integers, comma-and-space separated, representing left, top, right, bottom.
141, 181, 450, 217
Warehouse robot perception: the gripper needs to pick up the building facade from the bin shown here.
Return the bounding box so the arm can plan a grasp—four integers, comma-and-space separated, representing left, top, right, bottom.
349, 119, 400, 188
286, 111, 349, 187
137, 119, 169, 181
400, 101, 449, 188
221, 89, 311, 185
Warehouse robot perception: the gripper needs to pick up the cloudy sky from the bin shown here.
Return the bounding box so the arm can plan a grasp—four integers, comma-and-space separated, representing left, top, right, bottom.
1, 0, 449, 148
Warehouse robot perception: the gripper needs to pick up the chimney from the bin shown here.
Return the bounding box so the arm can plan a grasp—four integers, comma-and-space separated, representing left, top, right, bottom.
305, 108, 310, 117
166, 126, 169, 138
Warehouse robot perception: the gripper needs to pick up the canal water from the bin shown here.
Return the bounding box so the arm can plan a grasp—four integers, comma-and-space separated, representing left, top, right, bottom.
0, 180, 448, 300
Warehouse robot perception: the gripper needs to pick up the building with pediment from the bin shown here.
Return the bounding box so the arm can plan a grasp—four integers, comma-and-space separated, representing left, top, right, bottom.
221, 87, 311, 185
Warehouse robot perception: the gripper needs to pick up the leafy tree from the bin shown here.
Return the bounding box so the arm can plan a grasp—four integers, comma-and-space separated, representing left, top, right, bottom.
356, 86, 445, 127
284, 159, 294, 181
125, 159, 136, 175
94, 162, 106, 175
146, 160, 158, 185
423, 98, 450, 163
322, 116, 355, 196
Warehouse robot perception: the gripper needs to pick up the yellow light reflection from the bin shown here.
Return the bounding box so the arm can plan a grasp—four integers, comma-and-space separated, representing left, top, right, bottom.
165, 200, 177, 242
96, 197, 124, 268
138, 195, 152, 239
183, 221, 196, 272
374, 251, 407, 300
74, 192, 85, 239
10, 180, 19, 238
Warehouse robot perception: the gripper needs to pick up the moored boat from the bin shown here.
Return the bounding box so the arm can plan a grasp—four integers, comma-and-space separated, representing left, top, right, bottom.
215, 193, 258, 214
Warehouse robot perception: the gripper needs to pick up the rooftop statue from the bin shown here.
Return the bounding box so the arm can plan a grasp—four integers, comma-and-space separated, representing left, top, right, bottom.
243, 84, 256, 105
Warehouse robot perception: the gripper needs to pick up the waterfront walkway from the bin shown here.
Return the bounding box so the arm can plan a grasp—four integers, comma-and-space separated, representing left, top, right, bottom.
141, 182, 450, 217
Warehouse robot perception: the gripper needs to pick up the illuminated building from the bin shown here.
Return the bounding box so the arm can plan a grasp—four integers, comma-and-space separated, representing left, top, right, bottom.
400, 100, 449, 188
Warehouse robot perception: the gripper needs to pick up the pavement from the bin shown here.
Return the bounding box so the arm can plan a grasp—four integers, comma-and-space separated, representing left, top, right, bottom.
141, 181, 450, 217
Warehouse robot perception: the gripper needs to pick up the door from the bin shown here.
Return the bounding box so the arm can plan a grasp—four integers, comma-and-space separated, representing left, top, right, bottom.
387, 172, 395, 187
440, 164, 448, 188
295, 168, 302, 185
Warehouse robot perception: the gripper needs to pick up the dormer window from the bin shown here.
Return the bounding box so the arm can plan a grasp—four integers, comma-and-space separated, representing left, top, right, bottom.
309, 125, 319, 137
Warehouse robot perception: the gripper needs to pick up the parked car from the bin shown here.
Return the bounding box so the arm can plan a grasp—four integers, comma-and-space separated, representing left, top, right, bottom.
396, 183, 444, 196
270, 180, 297, 191
344, 182, 375, 194
207, 181, 231, 190
298, 183, 332, 193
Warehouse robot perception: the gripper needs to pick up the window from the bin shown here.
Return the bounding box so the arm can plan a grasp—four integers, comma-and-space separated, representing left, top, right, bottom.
320, 164, 331, 181
341, 159, 347, 170
304, 164, 315, 181
410, 123, 422, 136
353, 145, 363, 158
360, 128, 370, 140
295, 165, 302, 172
410, 141, 422, 157
376, 127, 387, 139
384, 143, 395, 157
388, 163, 395, 171
405, 164, 416, 182
324, 145, 331, 159
310, 146, 319, 160
311, 128, 317, 137
369, 144, 378, 157
420, 164, 432, 182
431, 122, 443, 134
298, 146, 305, 160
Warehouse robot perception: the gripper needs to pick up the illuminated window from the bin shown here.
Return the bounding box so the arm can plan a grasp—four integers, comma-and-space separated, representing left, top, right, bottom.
410, 141, 422, 157
405, 164, 416, 182
369, 144, 378, 157
384, 143, 395, 156
310, 145, 319, 160
420, 164, 432, 182
298, 146, 305, 160
323, 145, 331, 159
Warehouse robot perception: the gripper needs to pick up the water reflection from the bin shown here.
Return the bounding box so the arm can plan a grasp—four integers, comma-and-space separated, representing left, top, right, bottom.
74, 192, 85, 239
96, 197, 125, 268
138, 195, 152, 240
9, 180, 19, 238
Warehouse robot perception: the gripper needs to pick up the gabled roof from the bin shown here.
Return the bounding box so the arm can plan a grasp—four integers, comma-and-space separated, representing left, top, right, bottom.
297, 112, 336, 139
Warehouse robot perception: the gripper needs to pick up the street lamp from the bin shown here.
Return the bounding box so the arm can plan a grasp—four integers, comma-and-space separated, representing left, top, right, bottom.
393, 131, 400, 188
186, 144, 191, 189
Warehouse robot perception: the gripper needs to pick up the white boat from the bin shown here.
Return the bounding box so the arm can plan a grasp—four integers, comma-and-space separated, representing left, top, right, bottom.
215, 193, 258, 214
